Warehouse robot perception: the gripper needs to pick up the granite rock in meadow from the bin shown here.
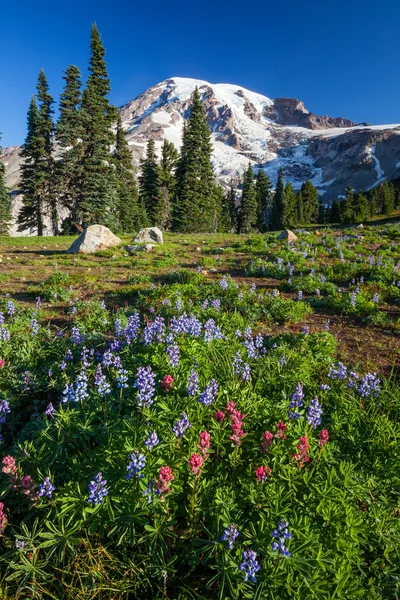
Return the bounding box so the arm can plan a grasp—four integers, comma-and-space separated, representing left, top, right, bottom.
133, 227, 163, 245
276, 230, 298, 243
67, 225, 122, 254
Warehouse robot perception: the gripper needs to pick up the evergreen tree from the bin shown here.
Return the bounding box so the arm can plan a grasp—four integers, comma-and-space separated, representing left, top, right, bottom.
270, 168, 285, 230
381, 181, 395, 215
219, 187, 232, 232
239, 163, 257, 233
0, 137, 11, 234
18, 70, 55, 235
352, 191, 368, 222
255, 169, 272, 231
174, 88, 217, 232
318, 200, 326, 224
300, 179, 319, 223
329, 200, 341, 223
139, 139, 161, 225
340, 185, 355, 223
158, 139, 179, 229
297, 191, 304, 224
56, 65, 83, 228
227, 179, 239, 233
213, 185, 226, 232
283, 182, 297, 227
78, 24, 118, 227
113, 114, 140, 232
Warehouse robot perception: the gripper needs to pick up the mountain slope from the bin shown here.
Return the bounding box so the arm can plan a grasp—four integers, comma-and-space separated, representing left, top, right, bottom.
2, 76, 400, 234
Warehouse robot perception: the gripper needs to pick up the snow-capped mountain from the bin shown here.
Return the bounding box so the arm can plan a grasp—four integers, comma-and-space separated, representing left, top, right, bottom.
3, 76, 400, 234
119, 77, 400, 198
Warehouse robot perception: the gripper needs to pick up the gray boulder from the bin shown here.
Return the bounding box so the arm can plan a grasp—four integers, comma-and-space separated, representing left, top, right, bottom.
125, 244, 156, 253
67, 225, 122, 254
133, 227, 163, 245
277, 230, 298, 242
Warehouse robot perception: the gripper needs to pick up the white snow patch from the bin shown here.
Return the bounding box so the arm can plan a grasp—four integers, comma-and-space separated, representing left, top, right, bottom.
366, 145, 386, 190
151, 111, 171, 125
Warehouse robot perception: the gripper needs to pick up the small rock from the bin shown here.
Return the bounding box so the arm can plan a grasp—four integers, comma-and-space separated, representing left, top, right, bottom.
196, 247, 201, 251
209, 268, 217, 273
133, 227, 163, 245
276, 230, 298, 242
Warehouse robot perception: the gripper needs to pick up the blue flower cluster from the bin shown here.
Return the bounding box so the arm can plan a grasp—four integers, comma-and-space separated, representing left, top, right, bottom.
203, 319, 223, 342
88, 472, 108, 505
166, 341, 180, 367
134, 366, 156, 408
288, 383, 304, 420
172, 412, 191, 437
198, 380, 219, 406
38, 477, 56, 499
221, 524, 239, 549
144, 431, 159, 450
142, 316, 166, 345
307, 397, 323, 428
238, 549, 260, 582
187, 369, 199, 397
126, 451, 146, 479
271, 519, 292, 557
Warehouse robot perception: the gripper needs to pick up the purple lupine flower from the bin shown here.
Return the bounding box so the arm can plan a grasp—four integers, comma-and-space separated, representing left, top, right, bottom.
238, 549, 260, 582
320, 384, 330, 391
204, 319, 223, 342
243, 337, 260, 359
175, 298, 183, 312
65, 349, 74, 362
271, 519, 292, 557
116, 369, 129, 389
288, 383, 304, 420
144, 431, 159, 450
198, 380, 219, 406
301, 325, 309, 335
71, 327, 83, 344
221, 524, 239, 549
126, 451, 146, 479
237, 291, 243, 301
45, 403, 55, 417
134, 366, 156, 408
38, 477, 56, 499
142, 316, 166, 345
328, 362, 347, 381
0, 399, 10, 424
279, 356, 288, 366
297, 290, 303, 301
219, 276, 229, 291
202, 299, 209, 310
124, 313, 141, 343
6, 301, 16, 316
211, 298, 221, 311
307, 397, 323, 428
88, 472, 108, 505
349, 291, 357, 308
372, 292, 379, 303
185, 314, 202, 337
187, 369, 199, 397
142, 479, 156, 504
0, 327, 10, 342
358, 372, 380, 398
22, 371, 32, 392
166, 341, 180, 367
172, 412, 191, 437
15, 540, 25, 550
0, 312, 4, 325
94, 365, 111, 396
30, 315, 39, 336
59, 360, 67, 371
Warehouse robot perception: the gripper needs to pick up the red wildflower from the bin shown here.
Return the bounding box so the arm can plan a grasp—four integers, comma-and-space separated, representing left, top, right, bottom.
0, 359, 5, 368
275, 422, 287, 440
319, 429, 329, 448
188, 453, 204, 475
161, 375, 174, 392
156, 466, 174, 496
292, 436, 310, 468
214, 410, 225, 423
198, 431, 211, 455
0, 503, 6, 535
255, 465, 272, 482
261, 431, 274, 453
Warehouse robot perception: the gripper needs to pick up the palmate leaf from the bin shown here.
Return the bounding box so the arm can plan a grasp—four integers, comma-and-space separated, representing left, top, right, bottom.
107, 509, 148, 546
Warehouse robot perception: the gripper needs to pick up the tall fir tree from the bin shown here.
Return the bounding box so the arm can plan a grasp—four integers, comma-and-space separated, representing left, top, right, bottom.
352, 191, 368, 222
282, 182, 297, 227
255, 169, 272, 231
174, 88, 217, 232
228, 179, 239, 233
270, 168, 285, 230
78, 24, 118, 227
297, 191, 304, 224
329, 200, 341, 223
340, 185, 355, 223
158, 139, 179, 229
18, 70, 55, 235
380, 181, 395, 215
113, 115, 140, 232
0, 137, 11, 234
139, 139, 161, 225
56, 65, 83, 229
239, 163, 257, 233
300, 179, 319, 223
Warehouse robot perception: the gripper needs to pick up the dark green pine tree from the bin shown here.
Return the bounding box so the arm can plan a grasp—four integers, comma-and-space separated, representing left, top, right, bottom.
329, 200, 341, 223
113, 115, 140, 232
239, 163, 257, 233
18, 70, 55, 235
0, 137, 12, 234
352, 191, 368, 222
158, 139, 179, 229
282, 182, 298, 227
300, 179, 319, 223
174, 88, 217, 232
139, 139, 161, 225
255, 169, 272, 232
380, 181, 395, 215
318, 199, 326, 224
270, 168, 285, 230
78, 24, 118, 227
228, 179, 239, 233
56, 65, 83, 228
340, 185, 355, 223
219, 187, 232, 232
297, 191, 304, 224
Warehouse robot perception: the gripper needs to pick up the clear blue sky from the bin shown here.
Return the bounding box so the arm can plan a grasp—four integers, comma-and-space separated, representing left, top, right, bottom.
1, 0, 399, 147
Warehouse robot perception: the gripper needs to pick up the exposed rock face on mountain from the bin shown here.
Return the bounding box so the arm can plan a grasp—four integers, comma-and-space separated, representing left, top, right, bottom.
2, 76, 400, 235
